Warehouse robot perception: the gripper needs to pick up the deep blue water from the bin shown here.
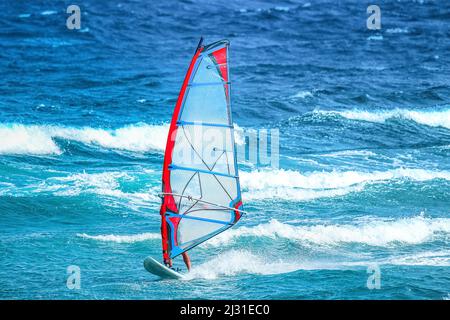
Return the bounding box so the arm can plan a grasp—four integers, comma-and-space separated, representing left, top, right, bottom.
0, 0, 449, 299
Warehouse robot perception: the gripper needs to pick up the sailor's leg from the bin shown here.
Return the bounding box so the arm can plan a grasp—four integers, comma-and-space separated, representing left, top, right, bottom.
182, 252, 191, 271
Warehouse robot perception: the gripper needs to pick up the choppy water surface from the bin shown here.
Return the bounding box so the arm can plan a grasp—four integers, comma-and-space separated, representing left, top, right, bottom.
0, 0, 449, 299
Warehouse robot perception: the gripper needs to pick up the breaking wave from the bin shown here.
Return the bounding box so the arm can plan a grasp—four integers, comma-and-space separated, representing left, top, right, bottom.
185, 247, 450, 280
75, 215, 450, 248
314, 108, 450, 129
205, 216, 450, 247
387, 250, 450, 267
240, 168, 450, 201
185, 250, 305, 280
0, 123, 170, 155
2, 167, 449, 203
0, 122, 246, 155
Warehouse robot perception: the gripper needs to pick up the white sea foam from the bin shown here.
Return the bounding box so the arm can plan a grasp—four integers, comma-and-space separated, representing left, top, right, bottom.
274, 6, 290, 12
82, 213, 449, 249
386, 27, 409, 34
3, 166, 449, 204
185, 250, 304, 280
0, 124, 63, 155
56, 172, 160, 203
185, 247, 450, 280
205, 216, 450, 247
41, 10, 57, 15
239, 168, 450, 201
17, 171, 161, 205
321, 150, 377, 158
290, 90, 313, 99
0, 123, 169, 155
387, 250, 450, 267
315, 108, 450, 129
41, 171, 131, 197
0, 122, 246, 155
367, 35, 383, 41
243, 185, 363, 201
77, 232, 160, 243
51, 123, 170, 152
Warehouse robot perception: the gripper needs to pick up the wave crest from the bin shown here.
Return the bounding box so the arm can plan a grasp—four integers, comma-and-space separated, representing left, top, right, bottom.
314, 108, 450, 129
206, 216, 450, 247
0, 123, 169, 155
240, 168, 450, 201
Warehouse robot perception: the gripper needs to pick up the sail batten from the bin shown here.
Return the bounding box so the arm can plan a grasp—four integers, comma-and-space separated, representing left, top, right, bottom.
176, 121, 234, 128
159, 39, 243, 260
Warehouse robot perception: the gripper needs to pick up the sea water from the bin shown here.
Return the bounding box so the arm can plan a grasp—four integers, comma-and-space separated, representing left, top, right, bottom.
0, 0, 449, 299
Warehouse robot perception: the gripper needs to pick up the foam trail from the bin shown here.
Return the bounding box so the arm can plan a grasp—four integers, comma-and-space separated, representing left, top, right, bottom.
315, 108, 450, 129
240, 168, 450, 201
77, 232, 160, 243
185, 250, 305, 280
205, 216, 450, 247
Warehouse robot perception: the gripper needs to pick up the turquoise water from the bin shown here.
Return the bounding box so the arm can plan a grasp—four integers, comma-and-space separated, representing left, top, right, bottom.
0, 1, 449, 299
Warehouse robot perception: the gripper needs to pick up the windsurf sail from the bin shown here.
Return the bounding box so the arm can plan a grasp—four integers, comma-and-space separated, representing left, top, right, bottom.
159, 38, 245, 262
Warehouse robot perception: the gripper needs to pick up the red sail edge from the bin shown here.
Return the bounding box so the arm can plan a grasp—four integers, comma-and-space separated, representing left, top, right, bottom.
160, 44, 204, 263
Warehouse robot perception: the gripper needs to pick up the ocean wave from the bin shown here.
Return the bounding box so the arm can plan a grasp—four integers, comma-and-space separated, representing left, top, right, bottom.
1, 171, 161, 206
34, 171, 127, 196
0, 122, 246, 155
3, 167, 449, 203
186, 248, 450, 280
185, 250, 303, 280
314, 108, 450, 129
321, 150, 377, 158
290, 90, 313, 99
240, 168, 450, 201
43, 171, 160, 203
77, 232, 160, 243
0, 123, 169, 155
387, 250, 450, 267
205, 216, 450, 247
0, 124, 63, 155
243, 185, 363, 201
